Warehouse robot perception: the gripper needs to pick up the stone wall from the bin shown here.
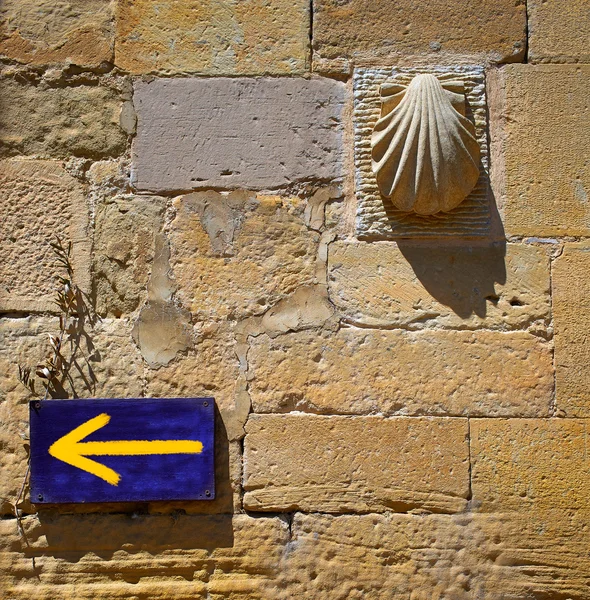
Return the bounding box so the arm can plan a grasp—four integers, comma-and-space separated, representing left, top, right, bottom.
1, 1, 589, 598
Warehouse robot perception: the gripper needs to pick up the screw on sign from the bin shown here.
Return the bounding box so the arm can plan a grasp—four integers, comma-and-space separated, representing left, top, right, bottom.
29, 398, 215, 504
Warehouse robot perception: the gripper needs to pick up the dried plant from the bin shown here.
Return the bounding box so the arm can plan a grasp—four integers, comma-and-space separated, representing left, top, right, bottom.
14, 236, 95, 530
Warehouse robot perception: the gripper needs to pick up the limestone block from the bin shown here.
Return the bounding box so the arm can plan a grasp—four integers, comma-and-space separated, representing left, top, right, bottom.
471, 419, 590, 512
528, 0, 590, 63
131, 77, 344, 192
0, 0, 113, 67
94, 195, 165, 317
328, 242, 550, 330
0, 79, 127, 159
145, 323, 249, 441
266, 511, 590, 599
0, 317, 144, 515
244, 414, 469, 513
115, 0, 309, 75
553, 244, 590, 416
248, 329, 553, 417
170, 192, 322, 321
0, 513, 288, 599
312, 0, 526, 67
497, 65, 590, 236
0, 160, 90, 313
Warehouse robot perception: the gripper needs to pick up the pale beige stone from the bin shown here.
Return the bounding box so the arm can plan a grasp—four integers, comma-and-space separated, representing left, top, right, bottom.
0, 317, 143, 515
266, 511, 590, 599
115, 0, 309, 75
94, 195, 165, 317
0, 513, 288, 599
498, 65, 590, 236
354, 67, 491, 239
372, 75, 480, 215
145, 324, 249, 441
0, 160, 90, 313
529, 0, 590, 63
328, 241, 550, 330
248, 329, 553, 417
553, 244, 590, 416
313, 0, 526, 67
170, 192, 321, 322
0, 0, 113, 67
244, 414, 469, 513
471, 419, 590, 512
0, 79, 127, 159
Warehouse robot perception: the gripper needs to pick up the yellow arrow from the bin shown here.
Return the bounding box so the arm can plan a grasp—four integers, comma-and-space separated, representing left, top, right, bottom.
49, 413, 204, 486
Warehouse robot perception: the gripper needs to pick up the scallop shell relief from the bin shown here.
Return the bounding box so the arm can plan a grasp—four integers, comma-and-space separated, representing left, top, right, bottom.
371, 74, 481, 216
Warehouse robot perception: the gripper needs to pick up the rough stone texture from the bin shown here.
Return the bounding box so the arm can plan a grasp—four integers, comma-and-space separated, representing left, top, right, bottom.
131, 77, 344, 192
94, 195, 165, 317
265, 511, 590, 599
0, 513, 288, 599
170, 192, 323, 322
115, 0, 309, 75
244, 414, 469, 513
0, 79, 127, 159
553, 243, 590, 417
354, 67, 491, 239
0, 160, 90, 313
498, 65, 590, 236
471, 419, 590, 513
0, 317, 143, 515
145, 323, 249, 441
528, 0, 590, 64
328, 241, 550, 330
313, 0, 526, 67
0, 0, 113, 67
248, 329, 553, 417
133, 235, 193, 367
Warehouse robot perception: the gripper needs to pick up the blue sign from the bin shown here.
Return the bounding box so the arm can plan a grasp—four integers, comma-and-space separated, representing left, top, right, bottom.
30, 398, 215, 504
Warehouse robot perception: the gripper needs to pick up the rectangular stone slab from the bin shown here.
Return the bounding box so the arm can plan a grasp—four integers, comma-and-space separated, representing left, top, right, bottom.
243, 414, 470, 513
132, 77, 345, 192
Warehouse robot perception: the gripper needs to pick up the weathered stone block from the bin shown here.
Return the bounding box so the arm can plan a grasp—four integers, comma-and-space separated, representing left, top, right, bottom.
553, 243, 590, 416
115, 0, 309, 75
0, 160, 90, 313
0, 513, 288, 598
0, 317, 143, 515
169, 192, 322, 321
131, 78, 344, 192
145, 324, 249, 441
266, 511, 590, 599
328, 242, 550, 329
0, 0, 113, 67
313, 0, 526, 68
243, 414, 469, 513
496, 65, 590, 236
248, 329, 553, 417
528, 0, 590, 63
94, 195, 165, 317
353, 66, 491, 239
471, 419, 590, 512
0, 79, 127, 159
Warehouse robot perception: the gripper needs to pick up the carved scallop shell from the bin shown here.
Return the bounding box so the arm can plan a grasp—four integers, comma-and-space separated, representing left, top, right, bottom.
371, 74, 481, 215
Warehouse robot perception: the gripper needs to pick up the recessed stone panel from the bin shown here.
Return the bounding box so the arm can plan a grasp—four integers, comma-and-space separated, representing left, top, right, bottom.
132, 77, 344, 192
353, 66, 490, 239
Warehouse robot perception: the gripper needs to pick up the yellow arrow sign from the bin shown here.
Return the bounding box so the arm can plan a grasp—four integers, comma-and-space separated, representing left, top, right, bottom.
49, 413, 204, 486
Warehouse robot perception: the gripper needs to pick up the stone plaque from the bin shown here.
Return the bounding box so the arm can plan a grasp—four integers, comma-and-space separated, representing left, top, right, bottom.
353, 66, 490, 239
